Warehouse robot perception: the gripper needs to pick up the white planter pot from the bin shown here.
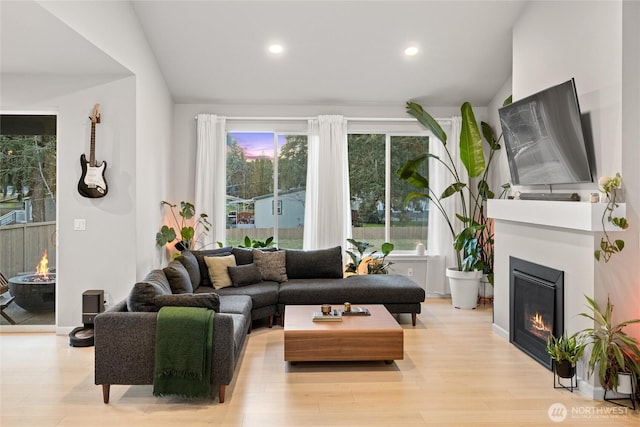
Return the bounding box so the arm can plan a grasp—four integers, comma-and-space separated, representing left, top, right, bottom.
479, 276, 494, 298
617, 373, 634, 395
446, 268, 482, 309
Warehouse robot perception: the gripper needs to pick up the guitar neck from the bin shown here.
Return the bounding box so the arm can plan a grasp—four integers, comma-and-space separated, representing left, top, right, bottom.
90, 122, 96, 167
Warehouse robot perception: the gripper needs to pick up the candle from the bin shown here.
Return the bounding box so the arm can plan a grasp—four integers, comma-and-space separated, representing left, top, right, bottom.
416, 242, 425, 256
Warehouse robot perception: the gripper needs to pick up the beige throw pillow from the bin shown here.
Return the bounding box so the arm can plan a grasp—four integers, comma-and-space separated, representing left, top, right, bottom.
204, 254, 236, 290
253, 249, 288, 283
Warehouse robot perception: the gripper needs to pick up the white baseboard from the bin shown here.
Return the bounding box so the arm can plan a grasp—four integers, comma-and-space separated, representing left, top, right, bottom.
492, 323, 509, 340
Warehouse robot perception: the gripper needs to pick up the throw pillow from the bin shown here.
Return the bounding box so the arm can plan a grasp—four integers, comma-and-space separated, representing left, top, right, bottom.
127, 269, 172, 312
253, 249, 288, 283
285, 246, 343, 279
153, 293, 220, 312
227, 263, 262, 287
204, 254, 237, 290
191, 247, 233, 288
163, 260, 193, 294
175, 250, 201, 289
231, 247, 254, 265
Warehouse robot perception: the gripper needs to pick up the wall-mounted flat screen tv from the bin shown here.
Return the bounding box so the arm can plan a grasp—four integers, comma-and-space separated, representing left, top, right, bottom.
498, 79, 593, 186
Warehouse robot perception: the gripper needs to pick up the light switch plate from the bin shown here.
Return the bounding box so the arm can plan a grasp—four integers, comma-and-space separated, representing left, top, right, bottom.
74, 219, 86, 231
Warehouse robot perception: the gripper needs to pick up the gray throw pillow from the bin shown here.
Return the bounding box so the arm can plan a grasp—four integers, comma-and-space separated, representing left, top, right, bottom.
231, 247, 254, 265
153, 293, 220, 312
175, 250, 201, 288
285, 246, 344, 279
253, 249, 288, 283
163, 260, 193, 294
127, 269, 172, 312
227, 263, 263, 287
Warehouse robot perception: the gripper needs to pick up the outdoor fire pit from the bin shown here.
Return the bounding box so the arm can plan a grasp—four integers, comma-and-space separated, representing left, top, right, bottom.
8, 250, 55, 312
8, 273, 56, 312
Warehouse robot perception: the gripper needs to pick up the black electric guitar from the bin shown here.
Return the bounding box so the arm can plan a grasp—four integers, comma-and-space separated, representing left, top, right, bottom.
78, 104, 108, 198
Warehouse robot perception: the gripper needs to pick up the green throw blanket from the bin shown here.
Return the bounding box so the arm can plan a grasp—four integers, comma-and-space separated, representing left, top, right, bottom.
153, 306, 214, 398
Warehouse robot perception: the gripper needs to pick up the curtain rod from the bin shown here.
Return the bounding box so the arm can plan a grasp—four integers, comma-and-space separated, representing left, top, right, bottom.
194, 115, 419, 122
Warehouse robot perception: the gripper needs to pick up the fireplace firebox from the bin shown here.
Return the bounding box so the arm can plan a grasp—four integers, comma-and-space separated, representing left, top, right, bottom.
509, 257, 564, 370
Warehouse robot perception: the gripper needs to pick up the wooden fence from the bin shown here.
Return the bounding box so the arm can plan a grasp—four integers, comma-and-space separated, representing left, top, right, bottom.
0, 221, 56, 278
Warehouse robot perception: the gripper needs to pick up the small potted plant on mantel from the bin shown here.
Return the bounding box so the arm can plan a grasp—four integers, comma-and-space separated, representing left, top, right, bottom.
594, 173, 629, 262
546, 332, 586, 379
156, 201, 211, 252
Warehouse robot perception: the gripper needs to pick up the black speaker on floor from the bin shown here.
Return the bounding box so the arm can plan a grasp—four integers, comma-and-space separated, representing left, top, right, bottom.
82, 290, 104, 325
69, 290, 104, 347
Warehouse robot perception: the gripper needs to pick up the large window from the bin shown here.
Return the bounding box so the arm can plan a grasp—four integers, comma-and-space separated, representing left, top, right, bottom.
348, 134, 428, 251
226, 132, 307, 248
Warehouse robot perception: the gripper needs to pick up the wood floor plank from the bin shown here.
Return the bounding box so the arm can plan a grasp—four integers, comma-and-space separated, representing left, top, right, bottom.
1, 299, 639, 426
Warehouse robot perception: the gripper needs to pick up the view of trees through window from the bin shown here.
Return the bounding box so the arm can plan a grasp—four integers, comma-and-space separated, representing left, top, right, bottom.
225, 130, 428, 251
226, 132, 307, 248
348, 134, 428, 251
0, 114, 57, 326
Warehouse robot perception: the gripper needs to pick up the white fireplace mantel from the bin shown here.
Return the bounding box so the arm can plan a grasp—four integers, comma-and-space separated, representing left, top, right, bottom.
488, 198, 628, 399
488, 199, 626, 232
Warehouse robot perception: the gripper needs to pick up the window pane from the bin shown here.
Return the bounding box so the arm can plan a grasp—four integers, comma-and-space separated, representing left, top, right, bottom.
390, 135, 429, 250
277, 135, 307, 249
226, 132, 307, 249
348, 134, 386, 249
226, 132, 274, 247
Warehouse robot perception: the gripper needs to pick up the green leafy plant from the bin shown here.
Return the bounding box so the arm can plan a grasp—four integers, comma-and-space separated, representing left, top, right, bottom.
397, 98, 510, 272
156, 201, 211, 251
546, 332, 586, 366
594, 173, 629, 262
239, 236, 275, 248
344, 238, 394, 275
579, 295, 640, 392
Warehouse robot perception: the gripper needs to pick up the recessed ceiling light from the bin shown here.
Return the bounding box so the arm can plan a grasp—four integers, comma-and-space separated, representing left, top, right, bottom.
404, 46, 419, 57
268, 44, 284, 54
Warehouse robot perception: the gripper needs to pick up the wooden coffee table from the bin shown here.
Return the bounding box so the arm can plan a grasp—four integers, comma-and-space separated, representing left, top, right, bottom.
283, 305, 403, 363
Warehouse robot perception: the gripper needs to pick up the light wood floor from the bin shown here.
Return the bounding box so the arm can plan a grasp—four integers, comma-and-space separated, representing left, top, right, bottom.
1, 299, 638, 426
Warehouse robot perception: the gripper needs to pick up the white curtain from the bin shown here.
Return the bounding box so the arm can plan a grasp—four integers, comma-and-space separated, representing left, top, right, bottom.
428, 117, 465, 270
303, 115, 352, 250
195, 114, 226, 248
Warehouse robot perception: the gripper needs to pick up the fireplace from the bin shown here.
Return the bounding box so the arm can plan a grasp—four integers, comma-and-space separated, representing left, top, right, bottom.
509, 257, 564, 370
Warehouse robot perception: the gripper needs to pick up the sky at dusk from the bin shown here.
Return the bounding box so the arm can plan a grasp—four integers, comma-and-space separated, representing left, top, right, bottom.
228, 132, 287, 160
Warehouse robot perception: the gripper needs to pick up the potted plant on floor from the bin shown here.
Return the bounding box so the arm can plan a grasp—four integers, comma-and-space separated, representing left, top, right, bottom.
546, 332, 586, 379
579, 295, 640, 397
397, 98, 509, 309
156, 201, 211, 252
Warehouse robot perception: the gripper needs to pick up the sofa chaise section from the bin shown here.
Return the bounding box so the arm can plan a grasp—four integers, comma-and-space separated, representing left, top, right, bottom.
278, 274, 425, 326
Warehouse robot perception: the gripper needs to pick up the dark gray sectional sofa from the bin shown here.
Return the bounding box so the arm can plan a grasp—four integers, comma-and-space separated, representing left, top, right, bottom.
94, 245, 425, 404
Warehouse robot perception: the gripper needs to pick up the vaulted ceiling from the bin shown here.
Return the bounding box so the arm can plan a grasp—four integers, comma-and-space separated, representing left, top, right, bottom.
1, 1, 529, 107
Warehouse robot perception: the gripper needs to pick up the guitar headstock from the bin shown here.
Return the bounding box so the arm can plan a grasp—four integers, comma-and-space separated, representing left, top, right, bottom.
90, 104, 101, 124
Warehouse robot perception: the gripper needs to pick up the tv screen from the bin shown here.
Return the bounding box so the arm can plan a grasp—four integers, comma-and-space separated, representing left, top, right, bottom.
498, 79, 593, 186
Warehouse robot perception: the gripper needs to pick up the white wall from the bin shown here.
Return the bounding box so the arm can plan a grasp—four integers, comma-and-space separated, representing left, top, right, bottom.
1, 1, 174, 331
617, 0, 640, 338
38, 0, 174, 279
486, 77, 513, 194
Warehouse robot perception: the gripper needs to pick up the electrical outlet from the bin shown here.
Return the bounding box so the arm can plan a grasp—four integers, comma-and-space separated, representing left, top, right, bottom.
103, 292, 112, 309
74, 218, 86, 231
407, 268, 413, 277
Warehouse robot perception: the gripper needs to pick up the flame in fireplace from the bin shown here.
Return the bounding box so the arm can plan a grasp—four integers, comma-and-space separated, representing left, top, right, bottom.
529, 312, 552, 340
35, 250, 50, 279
